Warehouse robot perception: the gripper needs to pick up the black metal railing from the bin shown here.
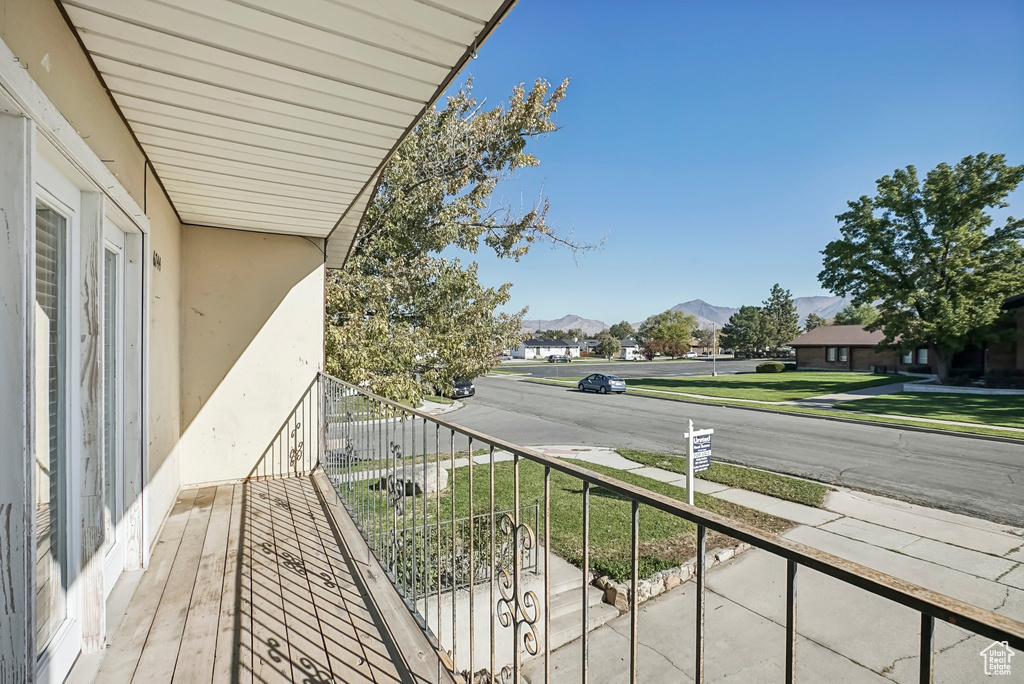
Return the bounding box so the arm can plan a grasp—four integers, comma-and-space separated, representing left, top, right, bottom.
317, 372, 1024, 684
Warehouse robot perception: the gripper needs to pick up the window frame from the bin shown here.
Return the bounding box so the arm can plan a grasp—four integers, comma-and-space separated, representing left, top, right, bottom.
826, 347, 837, 362
839, 347, 848, 363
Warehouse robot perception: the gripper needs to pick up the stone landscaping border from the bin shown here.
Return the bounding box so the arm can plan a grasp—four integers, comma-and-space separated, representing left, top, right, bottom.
593, 540, 754, 611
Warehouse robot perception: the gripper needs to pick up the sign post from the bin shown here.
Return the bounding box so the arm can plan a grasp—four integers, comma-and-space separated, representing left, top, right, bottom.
685, 419, 714, 506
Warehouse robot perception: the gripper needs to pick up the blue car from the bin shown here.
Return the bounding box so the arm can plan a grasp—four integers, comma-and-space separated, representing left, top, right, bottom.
578, 373, 627, 394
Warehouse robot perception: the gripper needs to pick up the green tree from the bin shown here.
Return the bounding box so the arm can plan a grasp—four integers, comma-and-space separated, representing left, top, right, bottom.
637, 309, 698, 358
564, 328, 585, 341
833, 303, 879, 326
535, 329, 565, 340
594, 333, 621, 360
804, 313, 829, 331
761, 284, 800, 352
326, 78, 583, 403
819, 153, 1024, 381
721, 306, 767, 355
695, 326, 716, 353
608, 320, 635, 339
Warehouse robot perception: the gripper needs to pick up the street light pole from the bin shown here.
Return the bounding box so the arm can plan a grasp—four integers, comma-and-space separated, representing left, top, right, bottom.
713, 324, 718, 376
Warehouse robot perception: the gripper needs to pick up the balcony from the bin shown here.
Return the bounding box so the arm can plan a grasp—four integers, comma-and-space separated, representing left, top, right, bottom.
79, 373, 1024, 683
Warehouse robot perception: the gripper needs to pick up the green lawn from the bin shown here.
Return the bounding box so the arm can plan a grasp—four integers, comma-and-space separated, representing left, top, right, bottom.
422, 394, 455, 405
618, 450, 829, 507
344, 459, 789, 582
834, 392, 1024, 429
624, 372, 904, 402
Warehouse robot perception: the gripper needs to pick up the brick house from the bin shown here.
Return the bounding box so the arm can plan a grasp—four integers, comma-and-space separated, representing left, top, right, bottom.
788, 325, 933, 373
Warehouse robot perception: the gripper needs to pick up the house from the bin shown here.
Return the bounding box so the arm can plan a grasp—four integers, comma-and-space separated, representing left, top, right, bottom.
0, 1, 518, 680
511, 339, 581, 359
788, 325, 934, 373
580, 337, 602, 354
620, 338, 643, 360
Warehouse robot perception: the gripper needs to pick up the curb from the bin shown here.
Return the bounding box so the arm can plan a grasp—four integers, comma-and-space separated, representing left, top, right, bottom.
521, 378, 1024, 445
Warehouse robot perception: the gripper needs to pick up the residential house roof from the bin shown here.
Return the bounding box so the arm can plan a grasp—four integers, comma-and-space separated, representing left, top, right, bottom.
789, 325, 887, 347
1004, 293, 1024, 309
523, 339, 578, 347
620, 339, 639, 347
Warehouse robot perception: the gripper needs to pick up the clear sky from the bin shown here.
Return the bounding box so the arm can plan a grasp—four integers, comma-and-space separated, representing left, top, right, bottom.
441, 0, 1024, 324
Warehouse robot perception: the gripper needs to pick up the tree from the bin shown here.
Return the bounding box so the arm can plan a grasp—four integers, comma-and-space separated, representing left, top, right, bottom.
819, 153, 1024, 381
594, 333, 621, 360
637, 309, 698, 358
721, 306, 767, 354
761, 284, 800, 352
804, 313, 829, 331
535, 329, 566, 340
564, 328, 585, 341
833, 303, 879, 326
608, 320, 636, 340
326, 78, 586, 403
695, 327, 717, 353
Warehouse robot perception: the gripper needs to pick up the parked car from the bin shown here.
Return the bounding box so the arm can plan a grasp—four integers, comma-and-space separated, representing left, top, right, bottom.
577, 373, 627, 394
547, 354, 571, 363
683, 351, 699, 359
453, 379, 475, 398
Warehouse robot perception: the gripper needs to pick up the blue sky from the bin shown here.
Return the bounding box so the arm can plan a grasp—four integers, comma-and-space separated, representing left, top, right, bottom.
441, 0, 1024, 324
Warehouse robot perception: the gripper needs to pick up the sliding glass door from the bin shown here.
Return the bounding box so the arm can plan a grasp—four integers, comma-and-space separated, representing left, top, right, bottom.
102, 226, 127, 596
34, 198, 70, 656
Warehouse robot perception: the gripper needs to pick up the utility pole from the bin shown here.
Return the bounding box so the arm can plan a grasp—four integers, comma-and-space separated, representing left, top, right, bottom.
712, 323, 718, 377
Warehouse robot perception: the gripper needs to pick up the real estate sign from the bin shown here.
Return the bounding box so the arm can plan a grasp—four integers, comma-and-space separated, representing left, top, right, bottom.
692, 432, 712, 473
685, 420, 714, 505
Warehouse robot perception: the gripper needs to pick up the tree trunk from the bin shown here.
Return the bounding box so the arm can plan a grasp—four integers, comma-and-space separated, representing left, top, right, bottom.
932, 345, 949, 383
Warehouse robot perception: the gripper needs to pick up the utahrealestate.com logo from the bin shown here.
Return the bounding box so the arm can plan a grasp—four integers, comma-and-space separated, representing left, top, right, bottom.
980, 641, 1014, 676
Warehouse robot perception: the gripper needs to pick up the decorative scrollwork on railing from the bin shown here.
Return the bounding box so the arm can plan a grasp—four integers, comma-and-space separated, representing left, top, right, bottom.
288, 422, 304, 467
496, 513, 540, 683
384, 440, 406, 514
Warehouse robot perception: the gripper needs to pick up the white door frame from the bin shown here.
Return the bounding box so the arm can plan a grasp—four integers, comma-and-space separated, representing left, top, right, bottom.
33, 155, 84, 684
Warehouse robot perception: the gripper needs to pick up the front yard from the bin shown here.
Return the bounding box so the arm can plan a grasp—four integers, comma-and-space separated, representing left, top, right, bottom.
347, 458, 791, 582
834, 392, 1024, 429
623, 371, 904, 402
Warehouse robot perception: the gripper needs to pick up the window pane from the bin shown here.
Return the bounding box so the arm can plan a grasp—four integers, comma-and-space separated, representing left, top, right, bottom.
35, 201, 67, 653
917, 348, 928, 364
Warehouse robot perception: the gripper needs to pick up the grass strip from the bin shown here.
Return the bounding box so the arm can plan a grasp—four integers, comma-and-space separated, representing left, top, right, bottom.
618, 449, 828, 508
833, 392, 1024, 429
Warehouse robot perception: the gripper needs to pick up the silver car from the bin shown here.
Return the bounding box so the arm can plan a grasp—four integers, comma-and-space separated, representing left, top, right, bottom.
578, 373, 627, 394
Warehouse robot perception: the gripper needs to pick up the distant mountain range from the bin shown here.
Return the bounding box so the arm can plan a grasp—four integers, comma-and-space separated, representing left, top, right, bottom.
522, 296, 853, 336
520, 314, 608, 336
671, 297, 852, 329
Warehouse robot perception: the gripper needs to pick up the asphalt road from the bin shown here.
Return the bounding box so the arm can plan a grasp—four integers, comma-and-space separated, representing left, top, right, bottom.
501, 358, 768, 379
449, 376, 1024, 526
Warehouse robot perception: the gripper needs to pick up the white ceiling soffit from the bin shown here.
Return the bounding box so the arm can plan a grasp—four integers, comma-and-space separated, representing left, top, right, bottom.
59, 0, 516, 267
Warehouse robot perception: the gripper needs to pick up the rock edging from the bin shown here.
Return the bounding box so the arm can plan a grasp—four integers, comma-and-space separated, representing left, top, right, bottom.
593, 541, 754, 611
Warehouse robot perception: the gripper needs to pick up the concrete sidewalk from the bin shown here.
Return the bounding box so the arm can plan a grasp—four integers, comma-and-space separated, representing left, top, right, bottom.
514, 446, 1024, 683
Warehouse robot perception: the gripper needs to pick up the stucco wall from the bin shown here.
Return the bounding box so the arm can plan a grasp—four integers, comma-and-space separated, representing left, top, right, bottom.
179, 226, 325, 485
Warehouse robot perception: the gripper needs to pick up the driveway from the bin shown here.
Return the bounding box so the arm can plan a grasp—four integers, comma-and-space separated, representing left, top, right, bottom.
449, 376, 1024, 526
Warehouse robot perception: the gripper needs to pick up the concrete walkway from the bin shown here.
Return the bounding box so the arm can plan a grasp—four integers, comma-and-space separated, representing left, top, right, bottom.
511, 446, 1024, 683
789, 380, 914, 409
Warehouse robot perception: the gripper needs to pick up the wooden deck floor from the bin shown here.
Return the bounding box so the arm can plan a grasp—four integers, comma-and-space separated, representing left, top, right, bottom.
94, 477, 406, 683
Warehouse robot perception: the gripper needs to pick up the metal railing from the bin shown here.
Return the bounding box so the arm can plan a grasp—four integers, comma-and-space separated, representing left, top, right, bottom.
318, 372, 1024, 683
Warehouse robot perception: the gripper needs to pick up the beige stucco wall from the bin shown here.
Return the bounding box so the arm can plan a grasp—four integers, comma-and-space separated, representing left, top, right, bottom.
179, 225, 325, 485
1, 0, 184, 549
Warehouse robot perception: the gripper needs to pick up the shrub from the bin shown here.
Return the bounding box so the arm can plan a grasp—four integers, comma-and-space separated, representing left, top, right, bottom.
756, 362, 786, 373
947, 368, 977, 387
984, 369, 1024, 390
782, 363, 798, 371
905, 365, 933, 374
